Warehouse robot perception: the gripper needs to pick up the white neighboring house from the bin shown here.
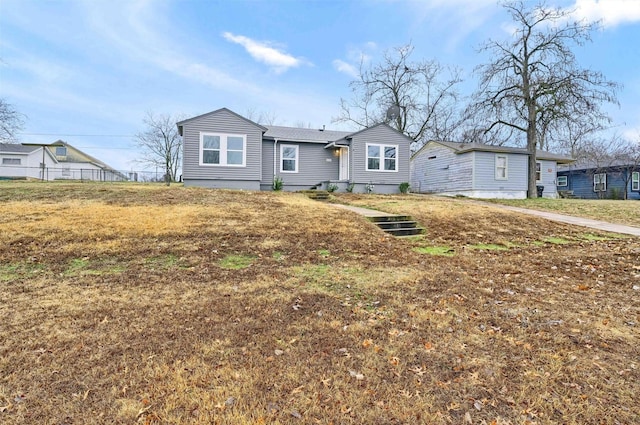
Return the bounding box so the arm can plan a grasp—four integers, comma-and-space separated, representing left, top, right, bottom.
0, 140, 127, 181
410, 141, 574, 199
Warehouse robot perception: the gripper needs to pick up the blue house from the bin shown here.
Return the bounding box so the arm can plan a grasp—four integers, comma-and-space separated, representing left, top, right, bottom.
177, 108, 413, 193
557, 160, 640, 200
410, 141, 573, 199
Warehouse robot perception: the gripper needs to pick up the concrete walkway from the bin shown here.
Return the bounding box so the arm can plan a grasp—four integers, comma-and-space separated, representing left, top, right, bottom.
332, 201, 640, 237
473, 201, 640, 237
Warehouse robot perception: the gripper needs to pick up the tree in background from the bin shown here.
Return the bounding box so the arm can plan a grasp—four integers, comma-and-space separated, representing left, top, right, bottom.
135, 112, 183, 185
469, 1, 619, 198
334, 44, 464, 151
0, 98, 25, 142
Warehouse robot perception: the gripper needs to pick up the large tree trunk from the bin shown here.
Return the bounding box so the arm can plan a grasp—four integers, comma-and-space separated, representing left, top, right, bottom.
527, 105, 538, 199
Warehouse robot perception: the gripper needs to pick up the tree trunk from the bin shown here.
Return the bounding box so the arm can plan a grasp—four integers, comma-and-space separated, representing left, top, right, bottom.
527, 103, 538, 199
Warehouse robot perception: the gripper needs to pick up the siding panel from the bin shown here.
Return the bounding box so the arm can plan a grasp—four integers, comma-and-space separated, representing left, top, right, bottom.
275, 142, 339, 189
472, 152, 528, 191
350, 125, 411, 190
410, 143, 472, 193
182, 109, 263, 184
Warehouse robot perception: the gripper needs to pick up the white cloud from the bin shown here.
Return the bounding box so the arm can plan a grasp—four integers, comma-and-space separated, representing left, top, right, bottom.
333, 42, 377, 78
332, 59, 358, 78
567, 0, 640, 27
222, 32, 311, 74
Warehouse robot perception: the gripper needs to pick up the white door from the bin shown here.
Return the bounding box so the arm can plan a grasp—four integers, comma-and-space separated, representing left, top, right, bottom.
339, 147, 349, 180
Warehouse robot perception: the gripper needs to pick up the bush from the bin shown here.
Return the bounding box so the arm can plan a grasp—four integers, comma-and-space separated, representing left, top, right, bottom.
327, 183, 339, 193
365, 182, 375, 194
399, 182, 410, 194
273, 176, 283, 191
346, 183, 355, 193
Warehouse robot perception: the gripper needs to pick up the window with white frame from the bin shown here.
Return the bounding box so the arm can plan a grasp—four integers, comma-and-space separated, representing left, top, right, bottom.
632, 171, 639, 191
536, 162, 541, 181
495, 154, 508, 180
557, 175, 568, 187
2, 158, 21, 165
200, 133, 246, 166
280, 144, 298, 173
55, 146, 67, 156
593, 173, 606, 192
366, 144, 397, 171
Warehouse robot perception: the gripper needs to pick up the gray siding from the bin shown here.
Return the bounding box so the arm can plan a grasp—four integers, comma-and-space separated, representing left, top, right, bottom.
182, 109, 263, 185
350, 125, 411, 191
261, 140, 275, 186
276, 142, 339, 189
410, 143, 472, 193
472, 151, 528, 191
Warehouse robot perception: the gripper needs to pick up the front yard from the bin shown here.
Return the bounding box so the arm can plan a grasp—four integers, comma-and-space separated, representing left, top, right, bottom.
1, 183, 638, 424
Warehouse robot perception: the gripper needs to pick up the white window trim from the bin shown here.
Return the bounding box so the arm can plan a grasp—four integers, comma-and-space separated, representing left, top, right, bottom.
495, 154, 508, 180
632, 171, 639, 191
199, 132, 247, 167
365, 143, 398, 172
536, 162, 541, 182
280, 144, 299, 173
557, 175, 568, 187
593, 173, 607, 192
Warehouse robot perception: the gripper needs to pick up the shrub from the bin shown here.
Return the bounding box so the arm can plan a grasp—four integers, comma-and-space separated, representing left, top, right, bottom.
399, 182, 410, 194
365, 182, 375, 194
327, 183, 339, 193
273, 176, 283, 191
346, 183, 355, 193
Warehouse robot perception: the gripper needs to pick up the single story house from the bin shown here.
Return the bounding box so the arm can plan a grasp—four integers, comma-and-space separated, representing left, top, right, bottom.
0, 140, 126, 181
557, 160, 640, 200
177, 108, 413, 193
410, 141, 574, 199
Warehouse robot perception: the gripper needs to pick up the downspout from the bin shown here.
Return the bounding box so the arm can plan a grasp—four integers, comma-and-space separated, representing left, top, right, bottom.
273, 138, 278, 187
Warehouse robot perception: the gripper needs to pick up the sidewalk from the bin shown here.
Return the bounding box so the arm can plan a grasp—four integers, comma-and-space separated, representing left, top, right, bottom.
473, 201, 640, 237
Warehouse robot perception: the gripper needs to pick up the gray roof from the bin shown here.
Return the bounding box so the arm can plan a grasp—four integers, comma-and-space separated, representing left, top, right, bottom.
559, 158, 638, 171
263, 125, 352, 143
428, 141, 574, 164
0, 143, 40, 154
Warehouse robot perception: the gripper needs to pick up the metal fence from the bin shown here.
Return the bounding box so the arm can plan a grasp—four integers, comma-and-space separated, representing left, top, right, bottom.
0, 165, 176, 183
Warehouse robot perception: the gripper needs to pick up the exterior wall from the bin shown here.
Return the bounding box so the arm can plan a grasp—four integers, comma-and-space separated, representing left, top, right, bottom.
472, 151, 528, 193
276, 142, 339, 190
181, 109, 263, 187
184, 179, 260, 190
1, 148, 56, 180
435, 190, 527, 199
536, 159, 558, 198
410, 143, 473, 193
349, 125, 411, 193
559, 169, 640, 200
261, 140, 275, 189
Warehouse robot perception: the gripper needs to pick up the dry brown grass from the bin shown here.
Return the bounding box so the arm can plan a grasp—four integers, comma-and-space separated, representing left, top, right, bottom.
1, 183, 639, 424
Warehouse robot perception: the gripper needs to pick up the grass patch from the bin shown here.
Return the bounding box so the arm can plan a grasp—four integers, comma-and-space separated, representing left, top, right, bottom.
544, 237, 570, 244
218, 254, 255, 269
412, 246, 455, 256
467, 243, 509, 251
580, 233, 612, 241
317, 249, 331, 257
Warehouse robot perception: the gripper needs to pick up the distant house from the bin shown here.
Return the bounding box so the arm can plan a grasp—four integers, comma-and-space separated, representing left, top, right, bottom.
410, 141, 573, 199
557, 160, 640, 200
177, 107, 413, 193
0, 140, 126, 181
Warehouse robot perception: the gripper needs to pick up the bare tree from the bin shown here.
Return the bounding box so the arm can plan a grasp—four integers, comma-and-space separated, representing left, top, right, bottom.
0, 98, 25, 142
469, 1, 619, 197
334, 44, 464, 151
244, 108, 279, 125
611, 137, 640, 200
134, 112, 183, 185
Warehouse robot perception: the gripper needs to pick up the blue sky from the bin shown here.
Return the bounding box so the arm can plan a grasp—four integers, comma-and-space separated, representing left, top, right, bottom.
1, 0, 639, 172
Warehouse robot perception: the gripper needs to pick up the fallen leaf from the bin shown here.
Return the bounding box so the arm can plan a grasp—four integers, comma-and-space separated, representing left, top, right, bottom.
424, 341, 434, 351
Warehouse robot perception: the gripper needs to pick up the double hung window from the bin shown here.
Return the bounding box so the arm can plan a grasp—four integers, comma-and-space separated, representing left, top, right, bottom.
366, 144, 397, 171
200, 133, 246, 166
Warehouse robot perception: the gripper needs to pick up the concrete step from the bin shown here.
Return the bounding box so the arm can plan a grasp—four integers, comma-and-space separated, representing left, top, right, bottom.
366, 215, 423, 237
300, 190, 330, 200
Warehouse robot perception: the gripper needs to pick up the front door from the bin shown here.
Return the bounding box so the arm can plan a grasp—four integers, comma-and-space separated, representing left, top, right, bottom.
339, 147, 349, 180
